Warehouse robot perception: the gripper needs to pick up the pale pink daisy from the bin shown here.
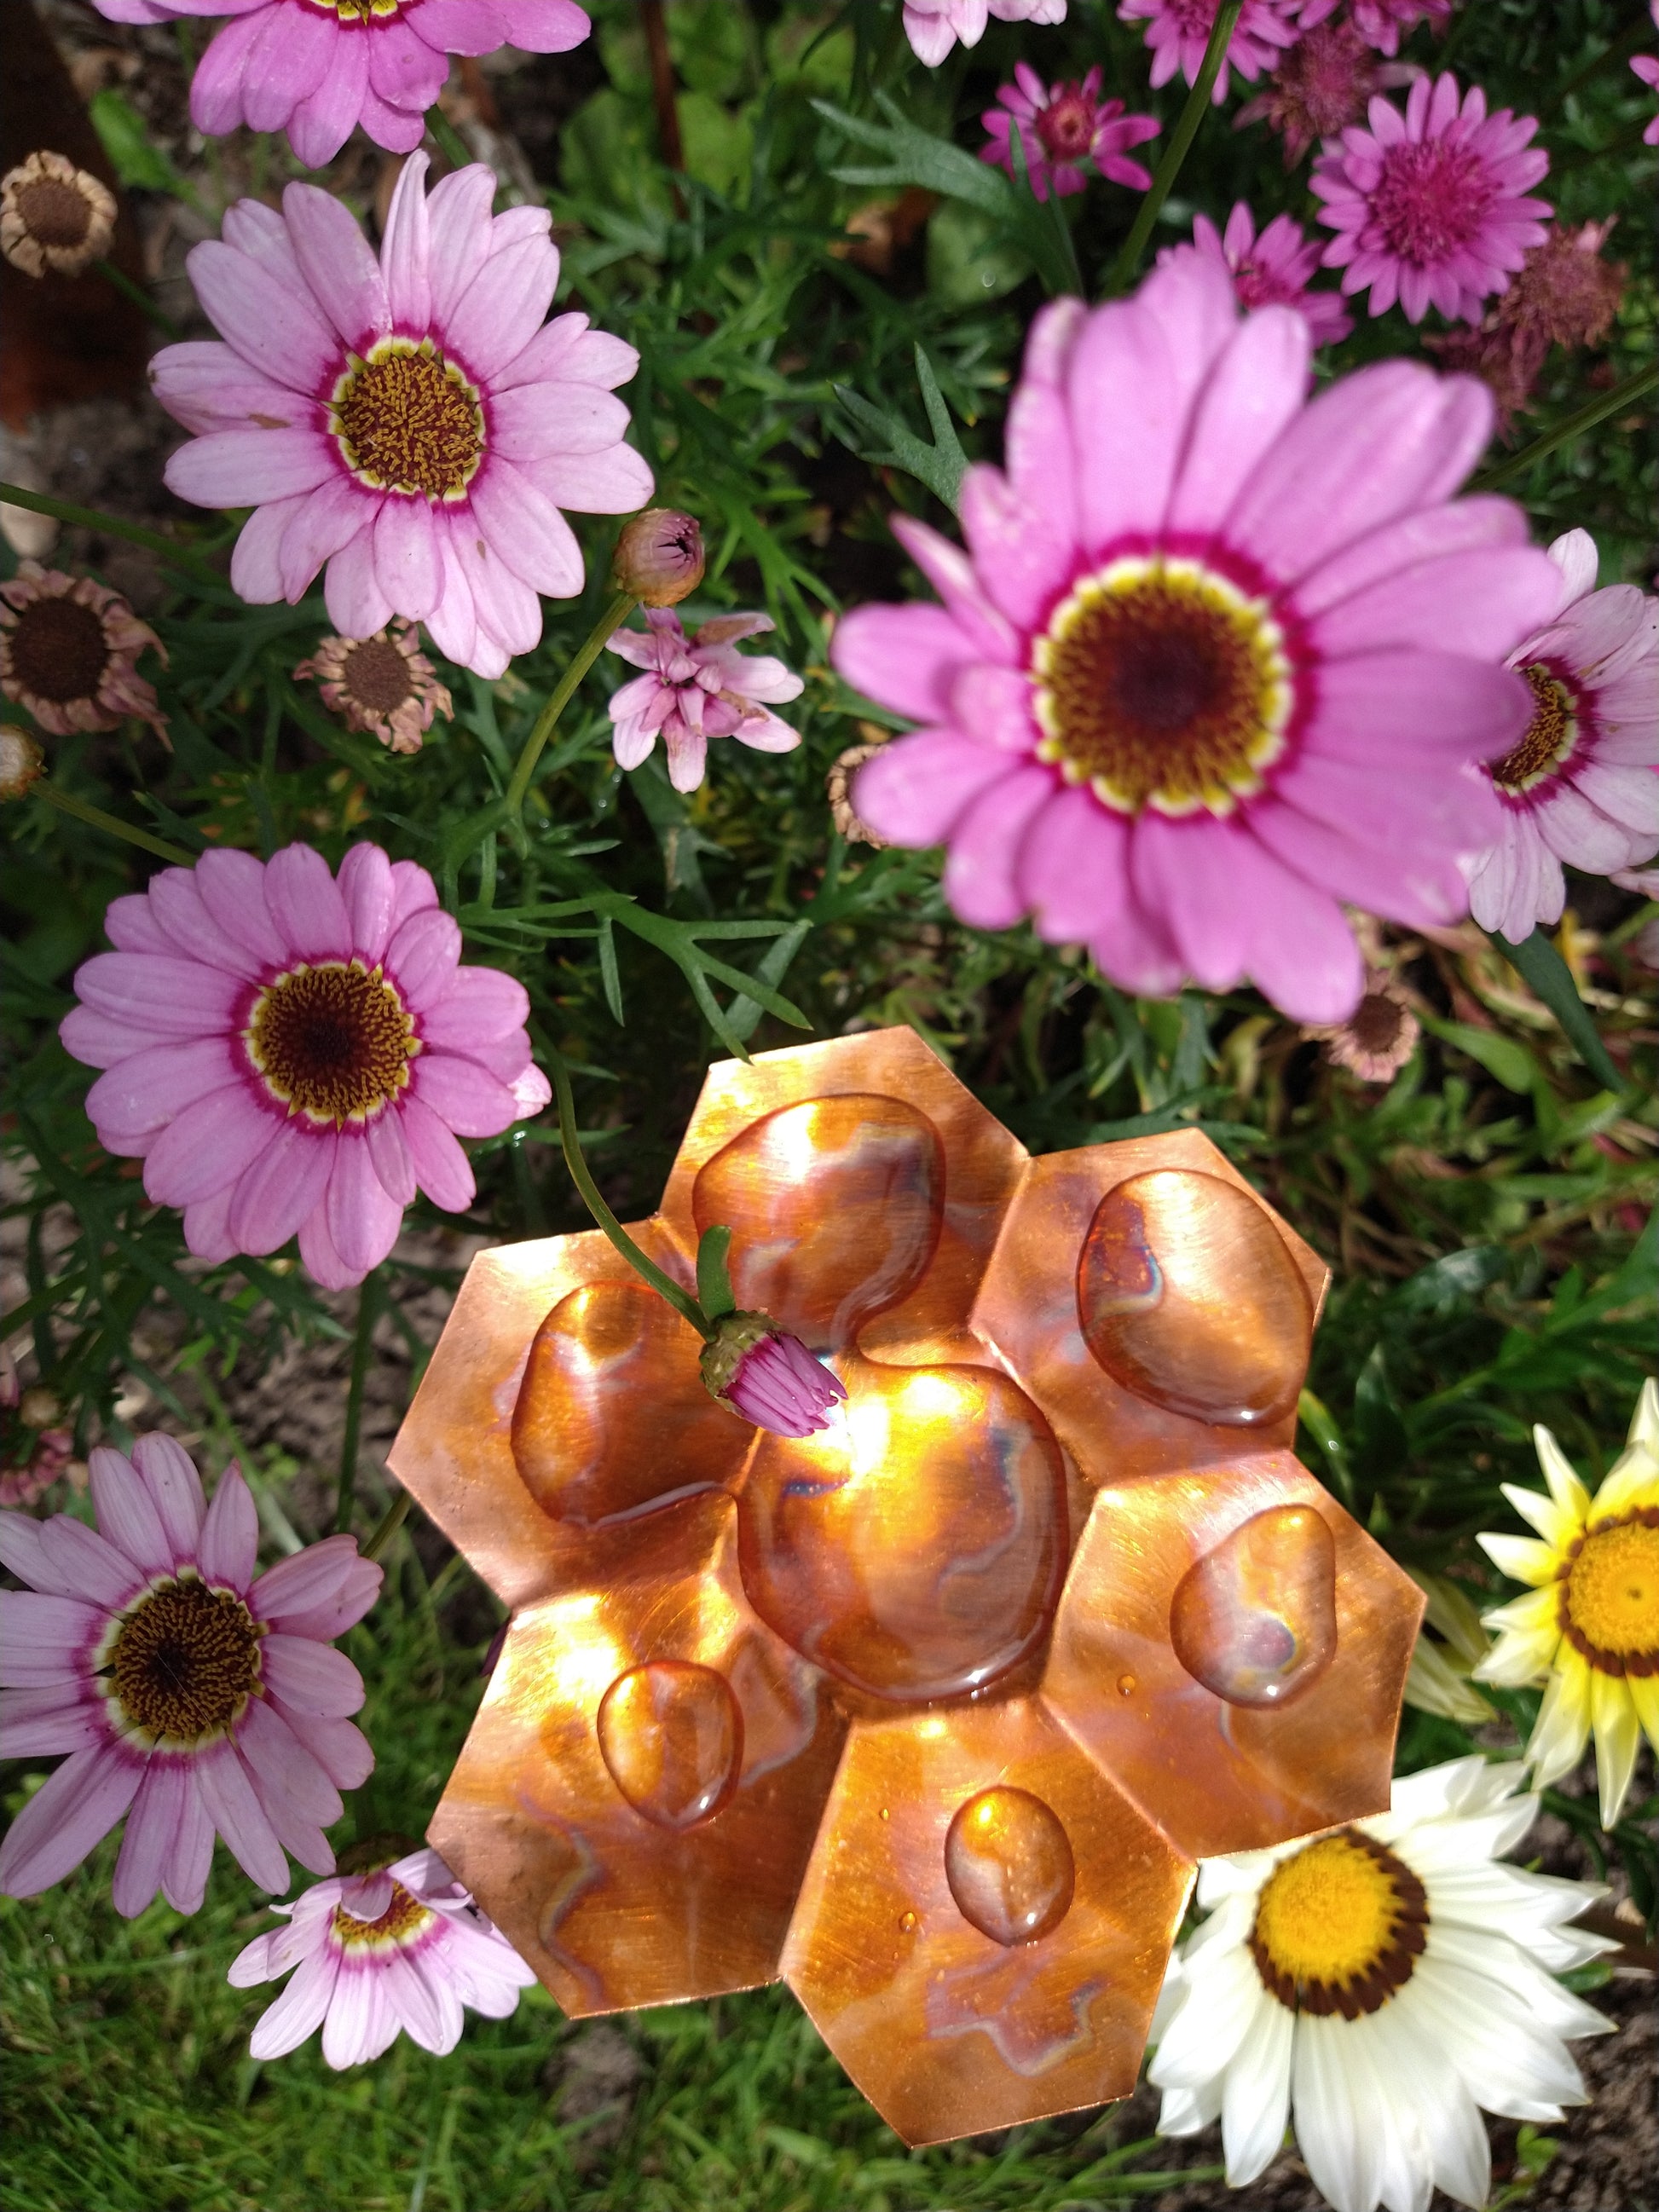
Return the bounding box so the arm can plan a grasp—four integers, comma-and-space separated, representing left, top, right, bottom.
87, 0, 589, 170
1168, 201, 1353, 344
1634, 2, 1659, 147
606, 609, 803, 794
60, 841, 551, 1291
1466, 530, 1659, 944
831, 255, 1563, 1023
1312, 72, 1551, 325
0, 1436, 380, 1915
149, 155, 651, 681
228, 1845, 535, 2065
1294, 0, 1450, 59
981, 65, 1159, 199
1118, 0, 1301, 105
900, 0, 1066, 69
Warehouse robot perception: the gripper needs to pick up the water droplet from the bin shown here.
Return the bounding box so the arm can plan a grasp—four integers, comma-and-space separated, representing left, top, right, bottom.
1169, 1505, 1338, 1708
737, 1357, 1066, 1701
1116, 1672, 1136, 1698
879, 1805, 891, 1821
944, 1786, 1075, 1948
596, 1661, 743, 1830
1078, 1170, 1312, 1425
899, 1909, 918, 1933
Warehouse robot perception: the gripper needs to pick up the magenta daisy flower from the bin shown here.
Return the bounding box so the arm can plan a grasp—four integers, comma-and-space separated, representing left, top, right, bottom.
0, 1437, 379, 1915
830, 256, 1564, 1023
1169, 201, 1353, 345
149, 155, 650, 681
61, 841, 551, 1291
88, 0, 589, 170
229, 1845, 534, 2066
1312, 72, 1551, 325
605, 609, 803, 794
1294, 0, 1450, 59
1634, 1, 1659, 147
980, 65, 1159, 200
900, 0, 1066, 68
1118, 0, 1300, 104
1466, 530, 1659, 944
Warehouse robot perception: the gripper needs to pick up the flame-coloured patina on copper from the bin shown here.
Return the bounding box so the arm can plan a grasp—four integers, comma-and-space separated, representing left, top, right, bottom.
389, 1027, 1424, 2146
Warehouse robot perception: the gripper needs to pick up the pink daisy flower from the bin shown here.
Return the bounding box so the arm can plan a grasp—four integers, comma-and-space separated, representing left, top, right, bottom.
1293, 0, 1450, 60
1466, 530, 1659, 944
980, 64, 1159, 200
1118, 0, 1301, 105
87, 0, 589, 170
900, 0, 1066, 69
606, 609, 803, 794
1312, 72, 1552, 325
830, 255, 1564, 1023
149, 155, 651, 681
1169, 200, 1353, 345
0, 1437, 379, 1915
229, 1845, 535, 2066
60, 841, 551, 1291
1634, 2, 1659, 147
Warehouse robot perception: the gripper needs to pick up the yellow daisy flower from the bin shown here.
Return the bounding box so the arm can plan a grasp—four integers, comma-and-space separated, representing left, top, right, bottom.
1475, 1378, 1659, 1828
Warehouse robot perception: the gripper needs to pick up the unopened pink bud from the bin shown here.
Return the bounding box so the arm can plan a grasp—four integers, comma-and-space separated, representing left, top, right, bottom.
612, 509, 705, 606
700, 1312, 847, 1438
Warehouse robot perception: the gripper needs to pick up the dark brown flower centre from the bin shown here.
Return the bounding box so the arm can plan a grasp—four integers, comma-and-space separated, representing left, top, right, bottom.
1250, 1828, 1427, 2018
1033, 560, 1293, 817
1489, 663, 1577, 794
332, 342, 483, 500
332, 1882, 436, 1949
6, 595, 110, 702
246, 959, 417, 1124
15, 177, 93, 249
107, 1576, 261, 1745
341, 638, 418, 714
1350, 992, 1408, 1055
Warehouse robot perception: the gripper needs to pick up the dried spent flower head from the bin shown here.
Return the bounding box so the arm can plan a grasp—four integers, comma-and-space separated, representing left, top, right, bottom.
611, 509, 706, 606
294, 620, 453, 755
1, 151, 117, 279
0, 723, 47, 800
1494, 221, 1626, 355
1304, 978, 1421, 1082
828, 742, 891, 846
1237, 17, 1400, 168
0, 563, 168, 741
1424, 321, 1547, 433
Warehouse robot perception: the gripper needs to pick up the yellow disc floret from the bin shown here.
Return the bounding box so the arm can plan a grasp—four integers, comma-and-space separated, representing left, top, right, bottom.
1249, 1828, 1426, 2017
1562, 1511, 1659, 1675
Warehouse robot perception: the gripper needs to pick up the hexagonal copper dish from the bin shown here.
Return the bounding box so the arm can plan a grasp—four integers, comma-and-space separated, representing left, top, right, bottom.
388, 1027, 1423, 2146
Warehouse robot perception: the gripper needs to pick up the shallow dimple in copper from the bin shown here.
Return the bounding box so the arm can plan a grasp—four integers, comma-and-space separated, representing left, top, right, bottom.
390, 1026, 1423, 2146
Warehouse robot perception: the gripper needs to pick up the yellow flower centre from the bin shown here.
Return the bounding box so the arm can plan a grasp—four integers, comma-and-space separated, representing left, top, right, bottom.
1561, 1510, 1659, 1676
1249, 1828, 1427, 2017
1489, 664, 1578, 794
331, 339, 484, 501
1032, 557, 1295, 818
104, 1575, 263, 1749
303, 0, 407, 20
245, 960, 418, 1127
332, 1882, 437, 1951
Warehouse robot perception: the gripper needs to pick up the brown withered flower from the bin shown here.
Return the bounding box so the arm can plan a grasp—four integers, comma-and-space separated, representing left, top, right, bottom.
0, 563, 168, 740
1305, 977, 1421, 1084
1494, 219, 1625, 355
826, 738, 890, 847
1, 151, 117, 279
0, 723, 47, 800
1236, 21, 1411, 169
294, 619, 454, 755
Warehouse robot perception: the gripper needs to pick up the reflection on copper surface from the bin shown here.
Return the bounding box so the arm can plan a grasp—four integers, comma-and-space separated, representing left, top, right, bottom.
389, 1026, 1421, 2146
1170, 1504, 1338, 1707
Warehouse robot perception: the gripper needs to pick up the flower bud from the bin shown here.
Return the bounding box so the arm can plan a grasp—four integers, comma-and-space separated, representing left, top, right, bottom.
699, 1312, 847, 1439
0, 725, 45, 800
611, 509, 705, 607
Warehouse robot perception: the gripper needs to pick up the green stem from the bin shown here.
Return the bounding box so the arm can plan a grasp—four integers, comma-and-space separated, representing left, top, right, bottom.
504, 590, 636, 819
1103, 0, 1242, 297
1469, 361, 1659, 492
547, 1044, 711, 1336
335, 1273, 381, 1534
361, 1489, 411, 1565
29, 781, 194, 866
424, 103, 476, 173
95, 258, 179, 340
0, 481, 221, 588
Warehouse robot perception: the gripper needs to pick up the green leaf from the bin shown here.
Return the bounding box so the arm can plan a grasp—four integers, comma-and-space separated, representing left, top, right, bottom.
1424, 1016, 1535, 1094
1486, 926, 1624, 1089
833, 344, 968, 511
696, 1225, 737, 1320
89, 90, 188, 197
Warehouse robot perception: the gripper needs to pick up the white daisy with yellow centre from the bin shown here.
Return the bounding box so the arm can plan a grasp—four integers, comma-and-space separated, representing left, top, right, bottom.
1148, 1757, 1612, 2212
1477, 1378, 1659, 1828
